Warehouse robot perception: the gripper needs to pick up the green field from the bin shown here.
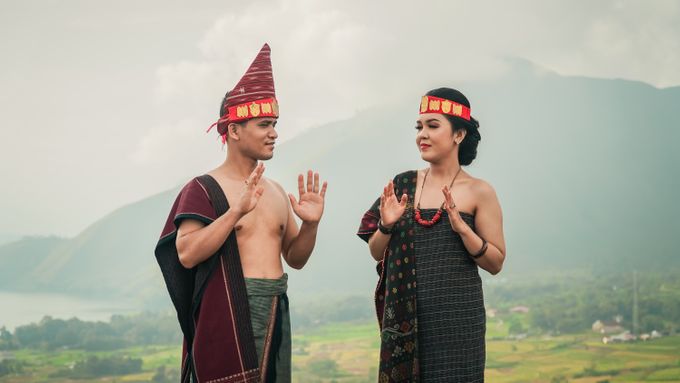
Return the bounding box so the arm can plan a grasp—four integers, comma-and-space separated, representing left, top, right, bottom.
1, 319, 679, 382
291, 320, 680, 383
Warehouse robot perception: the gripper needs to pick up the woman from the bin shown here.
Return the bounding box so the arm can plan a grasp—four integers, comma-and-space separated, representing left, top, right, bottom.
357, 87, 506, 382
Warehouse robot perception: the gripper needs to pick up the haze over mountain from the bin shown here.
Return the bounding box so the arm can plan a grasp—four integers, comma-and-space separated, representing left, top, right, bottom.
1, 60, 678, 309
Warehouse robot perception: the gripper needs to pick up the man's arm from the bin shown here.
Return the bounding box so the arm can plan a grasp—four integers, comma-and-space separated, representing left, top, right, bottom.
281, 205, 319, 270
279, 171, 327, 270
176, 164, 265, 269
176, 210, 244, 269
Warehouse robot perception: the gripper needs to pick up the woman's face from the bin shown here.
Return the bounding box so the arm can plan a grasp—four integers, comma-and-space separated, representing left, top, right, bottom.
416, 113, 460, 163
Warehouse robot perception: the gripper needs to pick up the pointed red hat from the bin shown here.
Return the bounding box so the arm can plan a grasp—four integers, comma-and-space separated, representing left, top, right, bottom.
210, 43, 279, 136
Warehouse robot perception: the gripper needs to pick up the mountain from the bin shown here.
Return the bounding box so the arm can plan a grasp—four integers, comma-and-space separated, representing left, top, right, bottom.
0, 236, 68, 288
0, 234, 22, 247
1, 59, 678, 309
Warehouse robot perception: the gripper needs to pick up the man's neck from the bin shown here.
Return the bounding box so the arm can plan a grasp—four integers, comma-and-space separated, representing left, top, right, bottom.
219, 150, 259, 180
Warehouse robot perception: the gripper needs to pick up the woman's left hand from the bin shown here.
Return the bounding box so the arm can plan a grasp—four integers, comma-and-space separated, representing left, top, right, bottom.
442, 185, 470, 234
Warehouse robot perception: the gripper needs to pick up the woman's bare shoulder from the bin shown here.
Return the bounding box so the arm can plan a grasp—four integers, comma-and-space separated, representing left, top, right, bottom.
468, 175, 498, 200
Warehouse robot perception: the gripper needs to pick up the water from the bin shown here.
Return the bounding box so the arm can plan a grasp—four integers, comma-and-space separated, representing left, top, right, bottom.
0, 291, 136, 331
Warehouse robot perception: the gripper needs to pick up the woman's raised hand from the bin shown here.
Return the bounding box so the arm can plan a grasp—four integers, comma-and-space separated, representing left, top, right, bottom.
379, 180, 408, 228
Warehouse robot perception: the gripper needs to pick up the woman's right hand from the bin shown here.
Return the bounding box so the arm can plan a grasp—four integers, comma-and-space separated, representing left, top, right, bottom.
379, 180, 408, 228
233, 163, 265, 216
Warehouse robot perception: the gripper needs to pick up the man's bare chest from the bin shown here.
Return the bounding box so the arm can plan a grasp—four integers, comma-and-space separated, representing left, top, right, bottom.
221, 180, 288, 236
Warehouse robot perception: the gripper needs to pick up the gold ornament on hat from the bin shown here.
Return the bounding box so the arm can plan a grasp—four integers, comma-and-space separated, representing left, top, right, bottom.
261, 102, 272, 114
250, 102, 261, 117
237, 105, 249, 118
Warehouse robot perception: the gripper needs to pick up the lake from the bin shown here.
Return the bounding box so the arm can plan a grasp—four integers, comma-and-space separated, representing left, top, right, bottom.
0, 291, 136, 331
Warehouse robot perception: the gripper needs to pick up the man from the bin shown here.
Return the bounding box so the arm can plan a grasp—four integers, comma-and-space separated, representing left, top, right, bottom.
155, 43, 327, 383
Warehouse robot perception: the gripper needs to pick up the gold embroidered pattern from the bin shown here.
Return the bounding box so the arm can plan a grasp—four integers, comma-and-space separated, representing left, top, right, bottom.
420, 96, 428, 113
249, 103, 261, 117
236, 105, 249, 118
441, 100, 452, 113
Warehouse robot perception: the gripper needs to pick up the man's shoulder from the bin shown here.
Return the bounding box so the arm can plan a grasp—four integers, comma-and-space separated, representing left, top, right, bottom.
177, 176, 211, 200
264, 177, 288, 198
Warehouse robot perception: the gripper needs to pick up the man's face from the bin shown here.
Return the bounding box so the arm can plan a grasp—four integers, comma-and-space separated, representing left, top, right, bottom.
232, 117, 278, 160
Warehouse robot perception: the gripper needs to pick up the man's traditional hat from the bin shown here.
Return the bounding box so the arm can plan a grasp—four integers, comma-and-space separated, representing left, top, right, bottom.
209, 43, 278, 140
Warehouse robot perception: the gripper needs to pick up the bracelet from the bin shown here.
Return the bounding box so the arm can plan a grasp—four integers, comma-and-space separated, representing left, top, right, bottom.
378, 220, 394, 235
470, 238, 488, 259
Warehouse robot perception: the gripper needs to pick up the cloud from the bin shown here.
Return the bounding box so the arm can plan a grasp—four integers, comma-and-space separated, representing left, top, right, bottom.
131, 118, 204, 165
509, 0, 680, 86
5, 0, 680, 236
154, 61, 224, 106
580, 1, 680, 85
132, 0, 680, 189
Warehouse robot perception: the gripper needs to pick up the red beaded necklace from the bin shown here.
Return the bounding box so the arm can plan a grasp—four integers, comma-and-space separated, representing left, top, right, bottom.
414, 167, 462, 227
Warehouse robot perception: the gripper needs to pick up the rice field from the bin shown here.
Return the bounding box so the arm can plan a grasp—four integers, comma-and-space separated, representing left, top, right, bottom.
1, 319, 679, 382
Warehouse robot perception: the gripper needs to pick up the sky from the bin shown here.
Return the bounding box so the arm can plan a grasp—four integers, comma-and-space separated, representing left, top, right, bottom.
1, 0, 679, 237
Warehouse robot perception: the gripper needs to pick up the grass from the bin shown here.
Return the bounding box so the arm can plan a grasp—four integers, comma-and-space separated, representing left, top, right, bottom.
1, 319, 679, 382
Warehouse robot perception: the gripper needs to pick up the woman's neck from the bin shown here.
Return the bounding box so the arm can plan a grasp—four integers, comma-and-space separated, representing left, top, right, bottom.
428, 154, 461, 180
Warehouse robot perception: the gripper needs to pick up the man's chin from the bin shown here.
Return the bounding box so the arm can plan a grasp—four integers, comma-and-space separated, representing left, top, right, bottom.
258, 152, 274, 161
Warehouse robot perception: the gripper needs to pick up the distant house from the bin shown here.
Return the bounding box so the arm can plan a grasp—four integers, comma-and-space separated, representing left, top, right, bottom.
640, 330, 661, 340
592, 320, 625, 334
640, 330, 664, 341
510, 306, 530, 314
602, 331, 636, 344
486, 308, 498, 318
507, 333, 528, 341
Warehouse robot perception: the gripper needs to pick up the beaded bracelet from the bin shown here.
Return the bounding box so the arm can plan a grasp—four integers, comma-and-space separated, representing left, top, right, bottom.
470, 238, 488, 259
378, 220, 394, 235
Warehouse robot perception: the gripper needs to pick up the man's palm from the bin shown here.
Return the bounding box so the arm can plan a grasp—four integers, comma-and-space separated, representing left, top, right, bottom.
289, 171, 327, 223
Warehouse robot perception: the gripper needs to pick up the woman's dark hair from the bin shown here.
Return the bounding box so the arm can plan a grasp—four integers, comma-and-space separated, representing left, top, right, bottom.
425, 87, 481, 166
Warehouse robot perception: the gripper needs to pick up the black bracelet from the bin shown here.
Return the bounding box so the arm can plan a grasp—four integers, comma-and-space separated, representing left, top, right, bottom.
470, 238, 488, 259
378, 220, 394, 234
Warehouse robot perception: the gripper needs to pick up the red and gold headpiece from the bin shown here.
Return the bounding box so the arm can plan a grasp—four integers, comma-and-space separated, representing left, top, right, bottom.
419, 95, 471, 121
224, 97, 279, 122
208, 43, 279, 141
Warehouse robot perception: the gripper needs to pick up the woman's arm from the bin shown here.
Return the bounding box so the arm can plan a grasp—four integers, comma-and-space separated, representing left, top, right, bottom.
367, 180, 408, 262
443, 181, 506, 274
368, 229, 391, 261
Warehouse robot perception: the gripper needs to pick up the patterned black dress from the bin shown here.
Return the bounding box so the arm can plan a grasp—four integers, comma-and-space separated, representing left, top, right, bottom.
414, 209, 486, 382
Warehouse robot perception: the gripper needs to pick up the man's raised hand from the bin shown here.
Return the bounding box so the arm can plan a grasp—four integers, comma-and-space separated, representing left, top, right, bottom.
288, 170, 327, 223
234, 163, 265, 216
